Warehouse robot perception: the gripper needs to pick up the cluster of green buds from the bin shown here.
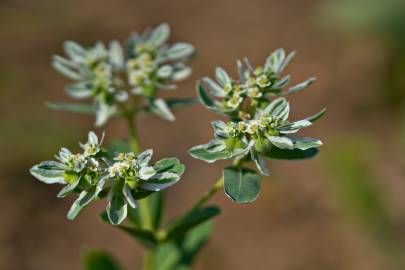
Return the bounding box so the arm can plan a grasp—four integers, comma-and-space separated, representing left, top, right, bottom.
30, 132, 185, 225
190, 50, 325, 204
198, 48, 315, 119
50, 23, 195, 125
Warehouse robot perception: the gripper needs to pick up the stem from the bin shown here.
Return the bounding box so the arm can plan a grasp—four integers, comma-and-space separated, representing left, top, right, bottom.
189, 177, 224, 212
125, 115, 154, 270
126, 114, 140, 154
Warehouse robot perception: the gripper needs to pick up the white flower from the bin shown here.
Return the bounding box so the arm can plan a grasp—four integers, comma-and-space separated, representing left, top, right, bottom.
226, 94, 243, 109
247, 86, 262, 98
108, 161, 131, 178
256, 74, 270, 88
246, 120, 261, 134
87, 158, 99, 172
129, 70, 145, 86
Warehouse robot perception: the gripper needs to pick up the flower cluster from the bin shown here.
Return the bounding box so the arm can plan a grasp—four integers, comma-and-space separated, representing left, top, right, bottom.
30, 132, 185, 224
51, 23, 195, 125
198, 49, 315, 119
190, 97, 324, 175
190, 49, 325, 203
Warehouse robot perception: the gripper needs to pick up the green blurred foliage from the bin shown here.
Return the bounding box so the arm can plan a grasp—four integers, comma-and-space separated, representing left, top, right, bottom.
324, 136, 404, 264
319, 0, 405, 109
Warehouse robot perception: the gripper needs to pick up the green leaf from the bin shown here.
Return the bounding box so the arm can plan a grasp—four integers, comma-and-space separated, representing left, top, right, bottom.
47, 102, 96, 114
201, 77, 225, 97
149, 98, 175, 121
109, 40, 124, 70
196, 82, 221, 113
30, 163, 65, 184
100, 211, 157, 249
165, 206, 220, 241
284, 77, 316, 95
149, 23, 170, 47
165, 97, 197, 108
65, 82, 93, 99
223, 167, 261, 203
250, 150, 269, 176
67, 187, 98, 220
127, 192, 164, 230
264, 147, 319, 160
189, 140, 232, 163
106, 183, 128, 225
175, 221, 214, 267
288, 136, 323, 150
153, 242, 182, 270
305, 108, 327, 123
154, 221, 214, 270
83, 249, 123, 270
215, 67, 230, 86
52, 55, 82, 80
165, 43, 195, 60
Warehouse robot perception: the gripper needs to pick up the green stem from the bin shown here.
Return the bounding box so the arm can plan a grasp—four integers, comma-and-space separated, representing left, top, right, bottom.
126, 114, 140, 154
189, 177, 224, 212
125, 115, 154, 270
164, 177, 224, 234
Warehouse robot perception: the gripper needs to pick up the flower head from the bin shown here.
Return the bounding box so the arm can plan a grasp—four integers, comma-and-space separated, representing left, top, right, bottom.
30, 132, 185, 225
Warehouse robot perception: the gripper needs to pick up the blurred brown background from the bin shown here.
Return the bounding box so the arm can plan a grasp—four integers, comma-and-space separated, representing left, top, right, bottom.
1, 0, 405, 269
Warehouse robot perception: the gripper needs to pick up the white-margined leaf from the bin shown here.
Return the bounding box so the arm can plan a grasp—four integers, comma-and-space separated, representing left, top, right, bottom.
107, 190, 128, 225
109, 40, 124, 70
237, 59, 249, 83
140, 176, 179, 191
278, 51, 296, 74
215, 67, 230, 87
277, 119, 312, 134
149, 98, 175, 121
196, 82, 222, 113
136, 149, 153, 167
201, 77, 225, 97
304, 108, 326, 123
171, 67, 192, 81
266, 135, 294, 149
47, 102, 96, 114
63, 41, 86, 63
52, 55, 82, 80
284, 77, 316, 95
30, 163, 66, 184
95, 99, 116, 126
164, 43, 194, 61
57, 177, 80, 198
65, 82, 93, 99
211, 120, 228, 138
288, 136, 323, 150
157, 65, 173, 79
270, 75, 290, 90
189, 139, 231, 163
250, 149, 269, 176
139, 166, 156, 180
123, 185, 138, 209
149, 23, 170, 47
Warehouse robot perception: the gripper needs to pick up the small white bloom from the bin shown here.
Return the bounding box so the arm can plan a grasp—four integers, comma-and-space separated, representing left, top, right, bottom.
129, 70, 145, 86
108, 161, 130, 178
247, 86, 262, 98
226, 94, 243, 109
246, 120, 261, 134
87, 158, 99, 172
256, 74, 270, 88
